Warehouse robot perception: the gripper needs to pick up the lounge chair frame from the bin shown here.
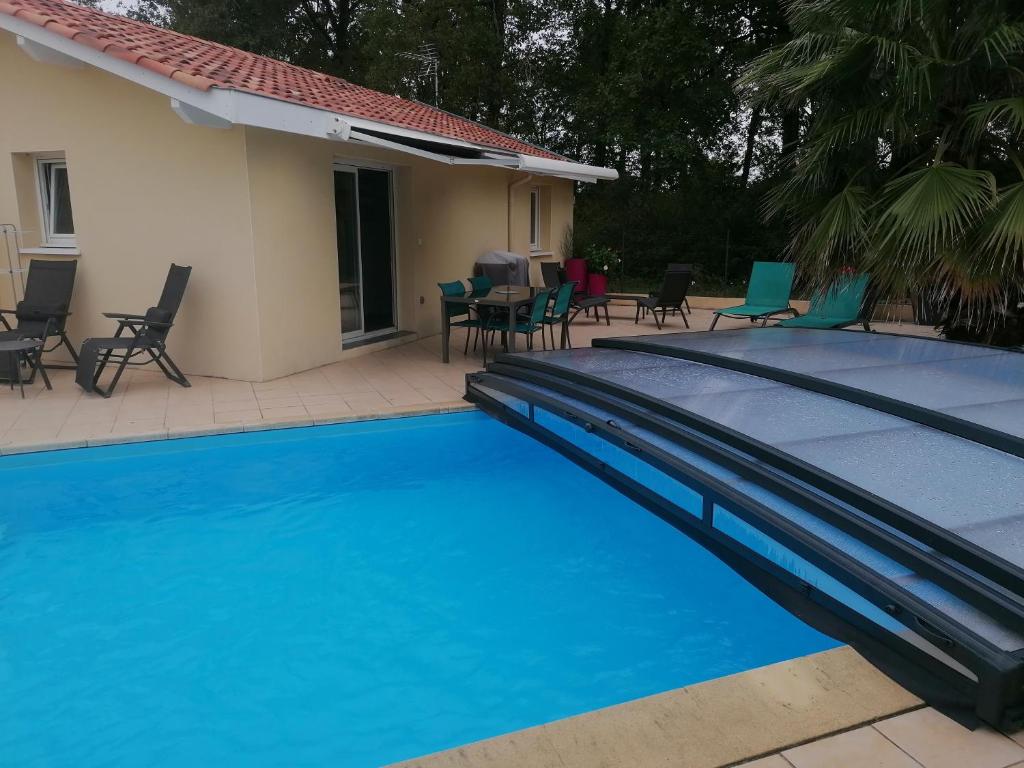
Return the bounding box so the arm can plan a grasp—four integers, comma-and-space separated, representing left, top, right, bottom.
0, 259, 79, 377
88, 314, 190, 398
82, 264, 192, 398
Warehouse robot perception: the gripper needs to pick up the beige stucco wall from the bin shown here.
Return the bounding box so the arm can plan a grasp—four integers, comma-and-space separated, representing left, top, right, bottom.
242, 128, 575, 379
0, 30, 263, 380
0, 29, 575, 382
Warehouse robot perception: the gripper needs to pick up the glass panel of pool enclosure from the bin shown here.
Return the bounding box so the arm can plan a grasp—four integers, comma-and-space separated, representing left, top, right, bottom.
465, 328, 1024, 729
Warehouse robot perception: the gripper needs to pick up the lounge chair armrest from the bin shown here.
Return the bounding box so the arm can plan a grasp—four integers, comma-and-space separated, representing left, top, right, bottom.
103, 312, 147, 320
0, 308, 16, 315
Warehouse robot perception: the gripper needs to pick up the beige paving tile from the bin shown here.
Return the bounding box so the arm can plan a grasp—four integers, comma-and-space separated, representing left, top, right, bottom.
384, 391, 432, 407
738, 757, 794, 768
57, 422, 114, 441
783, 726, 919, 768
112, 418, 168, 435
343, 392, 390, 412
874, 708, 1024, 768
255, 394, 304, 408
1, 427, 63, 446
303, 401, 354, 417
259, 405, 309, 420
212, 398, 260, 413
214, 409, 262, 424
165, 407, 216, 428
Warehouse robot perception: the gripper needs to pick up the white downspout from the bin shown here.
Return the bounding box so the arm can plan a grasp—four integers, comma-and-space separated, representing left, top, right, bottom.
507, 173, 533, 251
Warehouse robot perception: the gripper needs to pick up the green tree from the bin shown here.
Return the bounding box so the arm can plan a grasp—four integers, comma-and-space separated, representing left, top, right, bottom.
740, 0, 1024, 341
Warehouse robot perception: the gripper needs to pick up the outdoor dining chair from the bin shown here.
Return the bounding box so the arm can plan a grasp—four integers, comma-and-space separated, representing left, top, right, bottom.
0, 259, 78, 381
709, 261, 798, 329
482, 289, 551, 364
439, 279, 487, 356
777, 273, 871, 331
541, 281, 577, 349
75, 264, 192, 397
634, 269, 692, 329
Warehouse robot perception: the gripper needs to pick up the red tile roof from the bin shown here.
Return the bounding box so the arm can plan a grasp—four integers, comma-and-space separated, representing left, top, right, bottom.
0, 0, 563, 160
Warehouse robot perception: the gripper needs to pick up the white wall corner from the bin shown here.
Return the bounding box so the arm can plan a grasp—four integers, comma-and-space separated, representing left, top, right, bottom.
16, 35, 84, 69
170, 98, 233, 129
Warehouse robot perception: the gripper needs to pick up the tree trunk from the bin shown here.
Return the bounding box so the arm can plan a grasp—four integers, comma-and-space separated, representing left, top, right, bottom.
740, 105, 764, 186
781, 107, 800, 158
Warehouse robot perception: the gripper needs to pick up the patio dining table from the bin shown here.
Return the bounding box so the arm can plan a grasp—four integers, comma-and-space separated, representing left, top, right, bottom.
441, 285, 548, 363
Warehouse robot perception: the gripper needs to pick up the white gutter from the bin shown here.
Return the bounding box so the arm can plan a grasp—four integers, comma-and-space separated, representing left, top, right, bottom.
2, 14, 619, 183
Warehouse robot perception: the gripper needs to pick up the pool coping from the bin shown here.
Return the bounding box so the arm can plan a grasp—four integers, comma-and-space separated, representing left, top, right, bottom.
0, 400, 477, 455
387, 646, 923, 768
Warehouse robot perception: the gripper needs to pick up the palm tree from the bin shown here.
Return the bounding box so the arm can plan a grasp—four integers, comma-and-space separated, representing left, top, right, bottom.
738, 0, 1024, 343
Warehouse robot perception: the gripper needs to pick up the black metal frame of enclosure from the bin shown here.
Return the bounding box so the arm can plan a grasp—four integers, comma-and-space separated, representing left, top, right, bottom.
593, 335, 1024, 460
466, 360, 1024, 730
492, 352, 1024, 600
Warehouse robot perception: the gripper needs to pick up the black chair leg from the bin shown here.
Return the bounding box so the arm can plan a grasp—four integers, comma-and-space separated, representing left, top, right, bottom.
709, 313, 720, 330
94, 356, 130, 399
634, 303, 641, 324
681, 305, 690, 329
28, 345, 51, 390
153, 350, 190, 388
61, 332, 80, 363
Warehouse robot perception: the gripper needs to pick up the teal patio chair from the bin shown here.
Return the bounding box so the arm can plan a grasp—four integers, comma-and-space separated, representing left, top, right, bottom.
439, 280, 484, 356
709, 261, 798, 329
483, 289, 551, 363
777, 274, 871, 331
541, 281, 577, 349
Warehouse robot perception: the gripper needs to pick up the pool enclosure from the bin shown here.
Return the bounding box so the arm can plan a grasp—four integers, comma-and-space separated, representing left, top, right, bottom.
465, 328, 1024, 729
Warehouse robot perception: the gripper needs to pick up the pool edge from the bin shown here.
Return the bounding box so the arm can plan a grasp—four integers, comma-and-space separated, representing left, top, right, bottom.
386, 645, 923, 768
0, 401, 477, 455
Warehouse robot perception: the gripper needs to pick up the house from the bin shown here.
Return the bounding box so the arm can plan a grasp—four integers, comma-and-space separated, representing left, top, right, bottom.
0, 0, 616, 382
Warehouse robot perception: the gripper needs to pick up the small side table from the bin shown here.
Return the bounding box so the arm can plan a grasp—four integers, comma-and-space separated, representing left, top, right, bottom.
0, 339, 51, 398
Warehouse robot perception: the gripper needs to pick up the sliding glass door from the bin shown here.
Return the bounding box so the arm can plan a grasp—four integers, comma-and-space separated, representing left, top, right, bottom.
334, 165, 396, 341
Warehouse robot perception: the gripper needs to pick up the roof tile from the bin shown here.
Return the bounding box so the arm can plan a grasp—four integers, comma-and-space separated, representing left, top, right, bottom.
1, 0, 562, 159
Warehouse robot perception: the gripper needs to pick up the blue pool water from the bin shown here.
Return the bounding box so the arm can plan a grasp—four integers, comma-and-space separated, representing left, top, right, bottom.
0, 411, 836, 767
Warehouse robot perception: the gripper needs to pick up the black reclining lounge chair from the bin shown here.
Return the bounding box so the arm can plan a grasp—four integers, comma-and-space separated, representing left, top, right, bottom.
634, 268, 692, 329
75, 264, 192, 398
0, 259, 78, 381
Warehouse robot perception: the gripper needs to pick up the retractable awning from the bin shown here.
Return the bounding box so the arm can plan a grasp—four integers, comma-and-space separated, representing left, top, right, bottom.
465, 328, 1024, 729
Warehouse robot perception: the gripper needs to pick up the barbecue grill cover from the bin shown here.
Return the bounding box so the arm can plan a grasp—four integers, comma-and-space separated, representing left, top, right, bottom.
475, 251, 530, 286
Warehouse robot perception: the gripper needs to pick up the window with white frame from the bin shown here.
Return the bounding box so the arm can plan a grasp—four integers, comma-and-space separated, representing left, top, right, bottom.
529, 187, 540, 249
36, 157, 76, 246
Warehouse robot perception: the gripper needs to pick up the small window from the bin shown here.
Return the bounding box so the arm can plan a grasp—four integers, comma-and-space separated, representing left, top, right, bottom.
37, 158, 75, 245
529, 187, 540, 249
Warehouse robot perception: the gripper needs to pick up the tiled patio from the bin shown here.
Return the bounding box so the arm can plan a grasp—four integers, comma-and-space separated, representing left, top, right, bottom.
741, 707, 1024, 768
0, 306, 936, 453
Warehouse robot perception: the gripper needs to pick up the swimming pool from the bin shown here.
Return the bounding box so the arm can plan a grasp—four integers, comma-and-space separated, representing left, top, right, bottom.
0, 411, 836, 767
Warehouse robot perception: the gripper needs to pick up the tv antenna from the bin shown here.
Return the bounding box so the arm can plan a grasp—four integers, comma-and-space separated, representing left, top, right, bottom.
398, 44, 439, 105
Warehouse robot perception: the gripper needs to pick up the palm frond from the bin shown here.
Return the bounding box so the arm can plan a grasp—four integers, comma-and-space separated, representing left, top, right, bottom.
963, 98, 1024, 144
873, 163, 996, 260
972, 182, 1024, 282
